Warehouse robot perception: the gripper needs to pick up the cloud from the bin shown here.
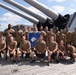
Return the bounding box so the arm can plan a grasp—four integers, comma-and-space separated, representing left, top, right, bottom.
0, 23, 9, 31
67, 5, 76, 14
69, 9, 75, 12
73, 0, 76, 3
0, 12, 22, 22
69, 8, 76, 14
0, 12, 23, 31
51, 5, 65, 13
48, 0, 67, 2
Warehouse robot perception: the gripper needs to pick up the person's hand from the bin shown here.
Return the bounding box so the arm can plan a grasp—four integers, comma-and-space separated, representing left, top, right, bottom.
10, 49, 13, 52
27, 50, 30, 53
23, 51, 27, 54
11, 51, 13, 54
11, 50, 14, 54
48, 50, 52, 54
38, 52, 41, 54
53, 50, 56, 53
37, 51, 41, 54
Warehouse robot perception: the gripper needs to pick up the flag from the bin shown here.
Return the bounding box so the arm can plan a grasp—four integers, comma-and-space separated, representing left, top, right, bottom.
28, 32, 41, 48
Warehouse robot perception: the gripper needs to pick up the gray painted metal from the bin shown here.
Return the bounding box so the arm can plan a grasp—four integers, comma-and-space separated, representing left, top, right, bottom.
24, 0, 59, 20
0, 2, 39, 24
4, 0, 47, 23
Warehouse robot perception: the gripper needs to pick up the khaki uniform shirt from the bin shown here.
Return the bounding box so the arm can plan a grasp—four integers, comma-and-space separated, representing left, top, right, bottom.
20, 40, 31, 53
36, 40, 46, 54
8, 41, 17, 50
4, 29, 15, 42
48, 41, 58, 51
65, 31, 72, 43
58, 45, 66, 52
16, 30, 23, 43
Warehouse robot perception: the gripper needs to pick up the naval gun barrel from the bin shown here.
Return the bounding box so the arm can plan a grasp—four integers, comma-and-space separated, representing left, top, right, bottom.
0, 2, 39, 24
3, 0, 54, 29
3, 0, 47, 23
24, 0, 70, 29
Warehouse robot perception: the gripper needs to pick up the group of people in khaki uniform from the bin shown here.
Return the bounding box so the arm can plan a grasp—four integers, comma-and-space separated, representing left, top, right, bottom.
0, 24, 76, 66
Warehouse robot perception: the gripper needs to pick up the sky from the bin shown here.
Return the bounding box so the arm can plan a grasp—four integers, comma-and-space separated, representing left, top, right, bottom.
0, 0, 76, 31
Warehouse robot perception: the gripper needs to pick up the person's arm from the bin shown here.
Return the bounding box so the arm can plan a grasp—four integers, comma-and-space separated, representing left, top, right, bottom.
53, 43, 58, 52
54, 34, 56, 41
35, 43, 38, 52
20, 43, 27, 54
12, 29, 15, 37
26, 41, 31, 53
47, 47, 51, 53
35, 42, 41, 54
8, 46, 12, 52
0, 42, 6, 52
20, 48, 27, 54
41, 42, 46, 53
7, 42, 13, 51
12, 41, 17, 52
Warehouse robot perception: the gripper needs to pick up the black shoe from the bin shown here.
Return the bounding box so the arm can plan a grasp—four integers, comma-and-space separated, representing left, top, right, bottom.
4, 56, 7, 61
18, 60, 21, 62
21, 54, 23, 58
56, 59, 59, 63
70, 59, 75, 63
13, 60, 16, 64
4, 59, 7, 62
6, 56, 8, 60
30, 59, 35, 63
47, 62, 50, 66
0, 54, 1, 58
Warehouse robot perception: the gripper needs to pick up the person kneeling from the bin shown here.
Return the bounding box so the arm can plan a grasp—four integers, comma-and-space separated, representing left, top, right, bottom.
58, 40, 66, 60
0, 35, 6, 61
19, 35, 31, 61
30, 35, 46, 63
8, 36, 17, 64
66, 43, 76, 63
47, 36, 59, 66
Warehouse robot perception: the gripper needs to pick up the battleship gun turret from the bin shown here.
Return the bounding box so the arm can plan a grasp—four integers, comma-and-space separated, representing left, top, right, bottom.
24, 0, 76, 30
